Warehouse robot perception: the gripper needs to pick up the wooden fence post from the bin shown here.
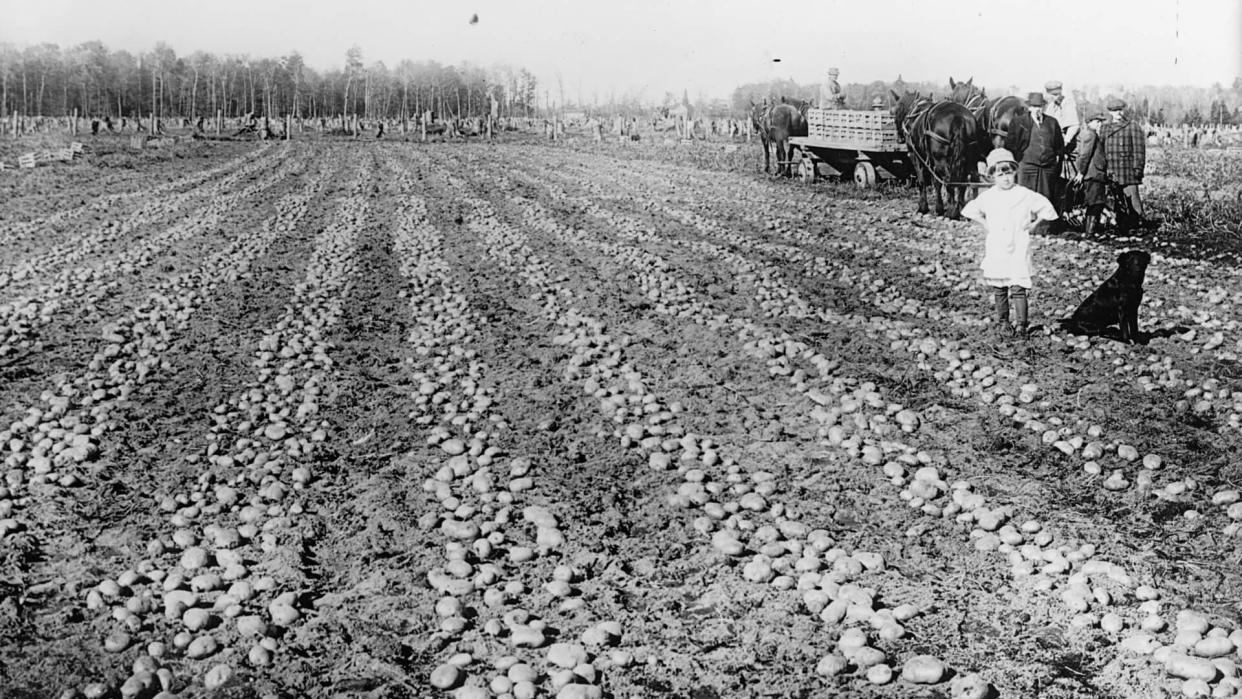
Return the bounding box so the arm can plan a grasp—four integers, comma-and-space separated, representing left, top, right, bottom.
285, 114, 291, 141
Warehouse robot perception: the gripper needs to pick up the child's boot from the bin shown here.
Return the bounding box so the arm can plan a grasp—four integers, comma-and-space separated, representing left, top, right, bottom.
1011, 286, 1029, 337
992, 286, 1012, 336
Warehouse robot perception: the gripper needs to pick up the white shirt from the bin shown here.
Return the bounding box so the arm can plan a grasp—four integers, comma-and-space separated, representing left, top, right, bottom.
962, 185, 1059, 287
1045, 93, 1080, 131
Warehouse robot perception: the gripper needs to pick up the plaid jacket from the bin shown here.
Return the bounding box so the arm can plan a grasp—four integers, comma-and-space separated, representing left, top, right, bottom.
1101, 119, 1146, 185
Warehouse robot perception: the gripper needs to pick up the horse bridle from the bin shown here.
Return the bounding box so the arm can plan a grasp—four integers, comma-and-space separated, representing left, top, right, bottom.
958, 89, 1010, 138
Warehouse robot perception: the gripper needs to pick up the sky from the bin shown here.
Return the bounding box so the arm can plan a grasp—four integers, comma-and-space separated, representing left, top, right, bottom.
4, 0, 1240, 104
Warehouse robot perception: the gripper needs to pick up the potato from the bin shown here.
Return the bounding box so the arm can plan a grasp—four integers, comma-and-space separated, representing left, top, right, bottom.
1165, 653, 1218, 681
901, 655, 946, 684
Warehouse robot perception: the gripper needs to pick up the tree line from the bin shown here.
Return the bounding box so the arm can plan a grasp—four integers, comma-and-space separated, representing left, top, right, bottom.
0, 41, 541, 121
5, 39, 1239, 128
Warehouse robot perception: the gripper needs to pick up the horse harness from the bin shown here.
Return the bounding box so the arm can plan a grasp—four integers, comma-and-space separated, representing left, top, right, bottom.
901, 98, 985, 189
959, 90, 1010, 138
981, 98, 1018, 138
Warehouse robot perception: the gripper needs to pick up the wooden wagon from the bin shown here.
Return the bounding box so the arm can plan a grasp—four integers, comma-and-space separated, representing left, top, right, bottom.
788, 108, 911, 188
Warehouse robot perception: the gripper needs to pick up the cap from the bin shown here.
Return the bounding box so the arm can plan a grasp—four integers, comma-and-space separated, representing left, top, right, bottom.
986, 148, 1017, 170
1027, 92, 1046, 107
1106, 97, 1126, 111
871, 96, 885, 108
1087, 112, 1108, 122
828, 67, 840, 76
1045, 80, 1063, 92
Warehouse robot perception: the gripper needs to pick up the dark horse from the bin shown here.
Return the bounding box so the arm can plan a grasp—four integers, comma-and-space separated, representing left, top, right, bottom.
891, 90, 979, 219
750, 97, 808, 177
948, 77, 1026, 157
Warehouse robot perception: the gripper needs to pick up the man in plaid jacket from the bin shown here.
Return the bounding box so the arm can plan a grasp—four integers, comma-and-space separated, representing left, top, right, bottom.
1101, 97, 1147, 220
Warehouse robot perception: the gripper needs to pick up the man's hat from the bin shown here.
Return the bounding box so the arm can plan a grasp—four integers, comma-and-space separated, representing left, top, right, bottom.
1045, 80, 1063, 92
1027, 92, 1046, 107
871, 96, 885, 108
828, 67, 839, 76
1087, 112, 1108, 123
1106, 97, 1126, 111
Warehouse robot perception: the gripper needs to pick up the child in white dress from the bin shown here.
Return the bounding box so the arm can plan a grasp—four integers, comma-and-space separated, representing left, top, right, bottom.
961, 148, 1059, 336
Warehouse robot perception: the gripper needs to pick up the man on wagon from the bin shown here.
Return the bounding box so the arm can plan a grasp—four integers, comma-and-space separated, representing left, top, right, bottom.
820, 68, 845, 109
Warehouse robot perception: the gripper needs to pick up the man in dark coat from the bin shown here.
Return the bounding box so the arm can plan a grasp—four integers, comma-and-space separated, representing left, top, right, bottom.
1100, 97, 1147, 222
1012, 92, 1065, 212
1072, 113, 1109, 234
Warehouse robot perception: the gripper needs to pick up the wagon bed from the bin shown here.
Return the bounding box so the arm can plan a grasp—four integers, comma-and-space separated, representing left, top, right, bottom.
788, 108, 912, 187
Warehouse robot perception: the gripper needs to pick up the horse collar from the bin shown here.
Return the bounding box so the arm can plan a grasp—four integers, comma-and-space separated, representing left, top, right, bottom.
903, 99, 934, 132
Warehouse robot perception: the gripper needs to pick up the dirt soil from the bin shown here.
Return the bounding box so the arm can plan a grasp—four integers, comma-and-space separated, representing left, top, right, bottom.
1, 135, 1241, 699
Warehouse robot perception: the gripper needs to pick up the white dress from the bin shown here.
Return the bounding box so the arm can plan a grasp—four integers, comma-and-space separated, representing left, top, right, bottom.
961, 185, 1058, 288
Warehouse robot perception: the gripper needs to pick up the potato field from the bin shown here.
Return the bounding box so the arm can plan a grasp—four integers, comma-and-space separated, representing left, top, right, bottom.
2, 136, 1242, 699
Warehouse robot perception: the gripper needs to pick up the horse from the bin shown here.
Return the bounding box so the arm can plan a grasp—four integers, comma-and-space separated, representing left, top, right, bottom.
891, 89, 979, 219
750, 97, 808, 177
948, 77, 1026, 156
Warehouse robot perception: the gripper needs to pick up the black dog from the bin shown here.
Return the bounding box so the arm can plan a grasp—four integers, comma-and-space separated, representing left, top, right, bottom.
1059, 250, 1151, 343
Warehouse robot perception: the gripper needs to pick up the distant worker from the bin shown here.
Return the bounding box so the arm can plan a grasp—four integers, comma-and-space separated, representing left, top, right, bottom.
1043, 80, 1080, 211
1101, 97, 1147, 224
1072, 112, 1109, 235
819, 68, 845, 109
1012, 92, 1064, 211
1043, 80, 1080, 151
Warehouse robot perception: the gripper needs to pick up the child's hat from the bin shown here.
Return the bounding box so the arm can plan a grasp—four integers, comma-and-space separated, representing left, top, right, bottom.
985, 148, 1017, 170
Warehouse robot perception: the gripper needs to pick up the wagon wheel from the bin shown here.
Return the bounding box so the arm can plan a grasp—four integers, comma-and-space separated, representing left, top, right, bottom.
798, 152, 817, 183
853, 161, 877, 189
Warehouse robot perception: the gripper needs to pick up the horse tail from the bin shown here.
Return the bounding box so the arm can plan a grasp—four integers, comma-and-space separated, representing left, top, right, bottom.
949, 117, 970, 182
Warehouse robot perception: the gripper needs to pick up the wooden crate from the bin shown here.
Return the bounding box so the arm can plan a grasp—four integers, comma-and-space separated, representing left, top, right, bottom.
18, 153, 36, 169
806, 109, 899, 148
